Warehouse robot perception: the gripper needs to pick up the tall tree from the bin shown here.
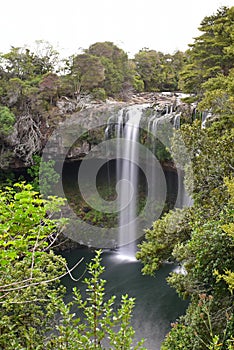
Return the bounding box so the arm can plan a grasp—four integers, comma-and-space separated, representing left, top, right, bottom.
179, 6, 234, 96
134, 49, 185, 91
134, 49, 162, 91
87, 41, 133, 97
71, 53, 105, 92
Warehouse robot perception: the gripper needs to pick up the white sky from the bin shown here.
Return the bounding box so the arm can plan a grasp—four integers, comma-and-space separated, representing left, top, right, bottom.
1, 0, 233, 58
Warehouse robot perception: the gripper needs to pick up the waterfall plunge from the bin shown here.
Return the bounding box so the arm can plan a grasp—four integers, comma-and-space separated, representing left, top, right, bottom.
117, 107, 141, 255
113, 105, 166, 259
104, 104, 192, 258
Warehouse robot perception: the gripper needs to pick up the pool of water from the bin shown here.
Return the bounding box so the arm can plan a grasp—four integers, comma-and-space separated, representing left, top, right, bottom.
61, 247, 189, 350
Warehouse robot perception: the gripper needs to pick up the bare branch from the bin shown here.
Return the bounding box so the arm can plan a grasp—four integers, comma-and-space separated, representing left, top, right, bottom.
0, 298, 49, 305
30, 227, 41, 278
0, 257, 84, 294
13, 112, 42, 164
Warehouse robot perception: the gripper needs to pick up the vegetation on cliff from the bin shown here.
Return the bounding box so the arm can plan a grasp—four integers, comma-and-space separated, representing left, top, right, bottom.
137, 6, 234, 349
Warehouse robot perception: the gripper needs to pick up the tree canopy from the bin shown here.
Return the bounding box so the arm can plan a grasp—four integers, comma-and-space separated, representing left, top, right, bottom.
179, 6, 234, 97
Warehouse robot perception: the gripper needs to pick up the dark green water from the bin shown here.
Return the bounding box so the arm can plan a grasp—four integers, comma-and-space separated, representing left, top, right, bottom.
61, 247, 189, 350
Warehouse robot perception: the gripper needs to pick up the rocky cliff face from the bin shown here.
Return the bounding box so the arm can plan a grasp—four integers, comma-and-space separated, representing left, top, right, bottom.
42, 103, 122, 163
2, 92, 192, 170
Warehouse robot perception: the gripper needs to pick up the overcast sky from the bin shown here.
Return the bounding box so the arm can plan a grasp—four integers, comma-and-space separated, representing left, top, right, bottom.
1, 0, 233, 58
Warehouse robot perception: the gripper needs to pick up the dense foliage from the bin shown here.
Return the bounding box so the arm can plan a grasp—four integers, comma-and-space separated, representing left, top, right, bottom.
46, 251, 146, 350
135, 49, 185, 92
0, 185, 144, 349
137, 6, 234, 349
0, 183, 67, 348
179, 6, 234, 98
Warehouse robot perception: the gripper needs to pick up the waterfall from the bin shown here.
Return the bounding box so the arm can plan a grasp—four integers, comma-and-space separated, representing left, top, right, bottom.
173, 113, 181, 129
42, 100, 195, 251
147, 110, 192, 210
175, 169, 193, 208
201, 111, 212, 128
117, 106, 142, 255
112, 105, 168, 257
104, 126, 111, 188
103, 103, 192, 256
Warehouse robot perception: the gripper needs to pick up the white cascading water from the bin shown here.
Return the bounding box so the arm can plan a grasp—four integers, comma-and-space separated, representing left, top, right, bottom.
175, 169, 193, 208
117, 107, 142, 256
201, 110, 212, 128
173, 113, 181, 129
105, 104, 193, 258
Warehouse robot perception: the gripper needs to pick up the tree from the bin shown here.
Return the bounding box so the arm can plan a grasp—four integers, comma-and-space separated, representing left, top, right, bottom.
128, 60, 144, 92
0, 106, 15, 168
0, 42, 60, 112
31, 40, 60, 75
0, 43, 64, 167
46, 251, 146, 350
0, 183, 69, 349
39, 72, 60, 105
137, 114, 234, 348
134, 49, 185, 91
162, 178, 234, 350
134, 49, 162, 91
137, 97, 234, 349
87, 41, 134, 97
27, 155, 60, 194
1, 42, 59, 81
87, 41, 128, 65
171, 51, 186, 86
71, 53, 105, 92
198, 68, 234, 114
179, 6, 234, 96
0, 184, 146, 349
0, 105, 15, 137
99, 56, 125, 95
